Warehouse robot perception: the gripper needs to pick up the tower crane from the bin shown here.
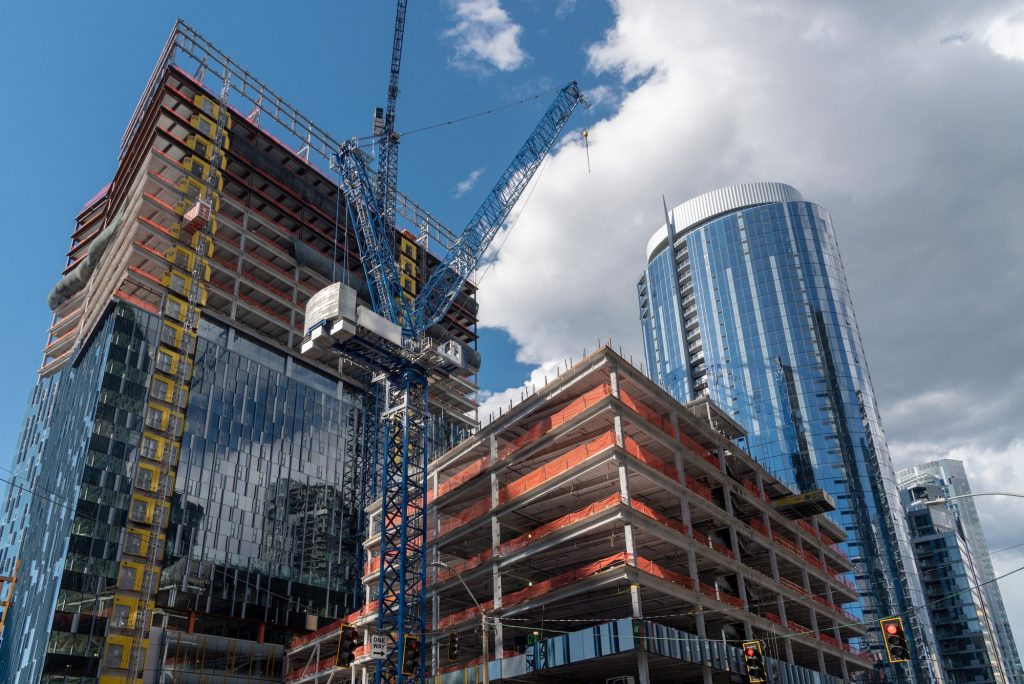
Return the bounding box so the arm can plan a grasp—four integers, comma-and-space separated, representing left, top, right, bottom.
301, 3, 588, 683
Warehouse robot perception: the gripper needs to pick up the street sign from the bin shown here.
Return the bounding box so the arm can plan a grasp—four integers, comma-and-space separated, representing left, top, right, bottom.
371, 633, 388, 660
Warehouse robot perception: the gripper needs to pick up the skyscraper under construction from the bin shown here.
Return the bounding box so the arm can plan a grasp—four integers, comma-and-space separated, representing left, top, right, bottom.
0, 22, 478, 683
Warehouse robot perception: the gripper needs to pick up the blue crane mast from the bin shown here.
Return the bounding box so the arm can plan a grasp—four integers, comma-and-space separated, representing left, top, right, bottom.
304, 4, 587, 682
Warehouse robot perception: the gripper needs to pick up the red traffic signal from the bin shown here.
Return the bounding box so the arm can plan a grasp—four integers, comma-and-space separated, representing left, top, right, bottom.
401, 635, 421, 676
742, 640, 767, 683
879, 617, 910, 663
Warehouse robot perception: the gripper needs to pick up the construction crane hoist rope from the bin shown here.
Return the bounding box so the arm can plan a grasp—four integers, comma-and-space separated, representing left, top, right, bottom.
301, 3, 588, 683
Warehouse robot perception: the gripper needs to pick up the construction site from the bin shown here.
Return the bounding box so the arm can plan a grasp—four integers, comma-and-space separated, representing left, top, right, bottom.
0, 8, 881, 684
284, 346, 873, 683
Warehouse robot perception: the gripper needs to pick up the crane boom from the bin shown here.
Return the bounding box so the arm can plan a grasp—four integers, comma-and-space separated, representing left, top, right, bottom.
413, 81, 586, 332
376, 0, 408, 236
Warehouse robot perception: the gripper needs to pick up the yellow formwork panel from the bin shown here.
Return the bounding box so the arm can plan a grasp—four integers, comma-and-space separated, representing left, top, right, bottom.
399, 253, 418, 278
159, 320, 197, 353
189, 112, 231, 141
161, 271, 208, 306
155, 347, 181, 376
135, 462, 162, 494
149, 374, 177, 404
191, 225, 217, 250
165, 247, 212, 282
400, 273, 417, 295
123, 527, 164, 558
193, 94, 220, 120
116, 561, 146, 592
177, 176, 207, 201
400, 235, 418, 259
186, 133, 213, 160
141, 432, 168, 463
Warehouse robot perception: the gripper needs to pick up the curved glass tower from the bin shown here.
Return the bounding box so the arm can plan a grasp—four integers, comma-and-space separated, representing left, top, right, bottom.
638, 182, 940, 683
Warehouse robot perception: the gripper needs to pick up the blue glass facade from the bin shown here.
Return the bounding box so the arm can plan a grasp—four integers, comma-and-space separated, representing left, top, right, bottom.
0, 303, 365, 682
901, 482, 1006, 684
639, 183, 940, 683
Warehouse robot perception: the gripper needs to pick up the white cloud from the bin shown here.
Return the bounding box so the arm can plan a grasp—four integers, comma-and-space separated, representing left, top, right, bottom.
987, 12, 1024, 59
454, 167, 485, 198
474, 0, 1024, 657
445, 0, 526, 73
555, 0, 577, 19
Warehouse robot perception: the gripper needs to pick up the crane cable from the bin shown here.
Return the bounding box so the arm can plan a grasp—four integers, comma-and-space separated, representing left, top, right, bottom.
351, 85, 565, 145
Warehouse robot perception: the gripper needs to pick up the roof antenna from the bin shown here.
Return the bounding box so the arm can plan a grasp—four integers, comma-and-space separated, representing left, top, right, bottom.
583, 130, 591, 174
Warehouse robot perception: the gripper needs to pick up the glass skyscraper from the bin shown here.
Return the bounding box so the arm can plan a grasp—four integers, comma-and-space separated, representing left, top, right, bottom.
900, 479, 1007, 683
898, 459, 1023, 683
638, 182, 940, 683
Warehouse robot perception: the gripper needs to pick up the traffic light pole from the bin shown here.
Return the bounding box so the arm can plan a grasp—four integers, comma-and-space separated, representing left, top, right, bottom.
431, 561, 490, 684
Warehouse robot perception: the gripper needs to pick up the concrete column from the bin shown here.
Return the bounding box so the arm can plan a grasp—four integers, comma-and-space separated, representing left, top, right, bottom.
617, 449, 650, 684
489, 435, 503, 662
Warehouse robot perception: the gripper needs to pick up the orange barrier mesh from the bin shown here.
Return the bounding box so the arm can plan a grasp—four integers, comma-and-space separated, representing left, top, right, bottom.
500, 493, 623, 556
438, 549, 494, 583
434, 455, 489, 501
620, 389, 676, 440
630, 499, 689, 537
787, 620, 812, 636
774, 535, 801, 558
685, 475, 713, 502
797, 519, 820, 540
285, 655, 337, 681
819, 632, 841, 650
700, 581, 744, 609
741, 478, 771, 503
496, 384, 613, 461
498, 431, 616, 502
749, 518, 771, 538
633, 556, 696, 590
502, 552, 630, 609
623, 436, 678, 481
764, 612, 783, 625
781, 577, 810, 597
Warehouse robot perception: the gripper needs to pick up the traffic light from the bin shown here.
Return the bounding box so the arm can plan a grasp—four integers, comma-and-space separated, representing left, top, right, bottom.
742, 640, 767, 683
336, 624, 360, 667
880, 617, 910, 663
447, 631, 460, 661
401, 635, 420, 676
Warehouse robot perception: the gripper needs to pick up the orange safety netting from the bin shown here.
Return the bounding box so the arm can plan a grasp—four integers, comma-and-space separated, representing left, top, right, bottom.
764, 612, 783, 625
498, 431, 616, 503
781, 577, 810, 597
819, 632, 842, 650
632, 555, 695, 590
437, 548, 494, 583
684, 474, 714, 502
699, 580, 744, 609
619, 388, 676, 440
741, 479, 772, 503
749, 518, 771, 537
787, 620, 812, 635
623, 436, 678, 481
500, 493, 623, 556
691, 529, 734, 559
289, 621, 342, 650
502, 552, 630, 609
285, 655, 337, 682
774, 535, 802, 558
496, 384, 613, 461
432, 454, 489, 502
630, 498, 690, 537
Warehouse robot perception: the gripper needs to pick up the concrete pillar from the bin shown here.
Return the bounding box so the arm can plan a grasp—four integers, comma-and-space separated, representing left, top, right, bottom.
489, 435, 503, 662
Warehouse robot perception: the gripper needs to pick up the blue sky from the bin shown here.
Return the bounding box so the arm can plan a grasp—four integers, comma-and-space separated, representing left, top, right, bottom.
0, 0, 613, 473
4, 0, 1024, 657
